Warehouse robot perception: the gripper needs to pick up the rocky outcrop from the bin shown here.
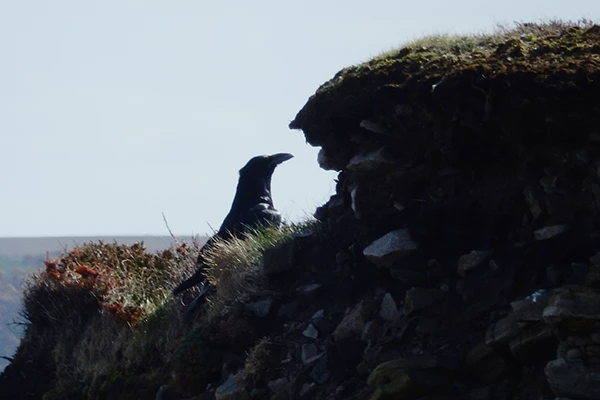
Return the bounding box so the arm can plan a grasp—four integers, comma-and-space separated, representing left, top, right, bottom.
281, 22, 600, 400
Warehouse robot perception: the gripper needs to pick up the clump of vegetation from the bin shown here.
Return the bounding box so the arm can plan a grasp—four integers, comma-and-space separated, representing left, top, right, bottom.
25, 242, 181, 326
10, 220, 318, 398
202, 220, 316, 320
17, 240, 197, 398
323, 19, 598, 92
290, 20, 600, 174
240, 336, 277, 385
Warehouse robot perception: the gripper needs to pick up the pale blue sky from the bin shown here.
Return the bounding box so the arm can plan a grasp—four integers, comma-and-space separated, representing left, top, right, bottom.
1, 1, 597, 237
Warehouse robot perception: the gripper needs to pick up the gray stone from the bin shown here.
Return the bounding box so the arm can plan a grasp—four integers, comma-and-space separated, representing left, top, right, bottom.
523, 186, 544, 219
457, 250, 490, 277
301, 343, 323, 365
266, 377, 289, 395
215, 374, 249, 400
485, 314, 520, 346
296, 283, 322, 300
299, 382, 317, 399
566, 348, 583, 360
346, 147, 395, 172
545, 358, 600, 399
543, 288, 600, 334
309, 355, 330, 384
404, 287, 444, 316
244, 299, 273, 317
359, 119, 390, 135
534, 225, 568, 240
302, 324, 319, 339
311, 309, 325, 320
363, 229, 418, 268
334, 301, 366, 341
349, 185, 360, 218
511, 291, 552, 322
297, 283, 322, 293
379, 293, 399, 321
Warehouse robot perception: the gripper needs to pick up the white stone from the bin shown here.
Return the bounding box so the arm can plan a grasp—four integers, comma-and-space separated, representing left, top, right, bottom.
363, 229, 418, 267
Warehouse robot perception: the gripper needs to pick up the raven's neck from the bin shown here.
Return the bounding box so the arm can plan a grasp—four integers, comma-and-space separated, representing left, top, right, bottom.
231, 174, 274, 210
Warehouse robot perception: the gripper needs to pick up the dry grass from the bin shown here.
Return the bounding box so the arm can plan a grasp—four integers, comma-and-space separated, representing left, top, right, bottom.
372, 19, 597, 64
202, 220, 315, 320
240, 336, 276, 385
14, 220, 318, 397
18, 239, 202, 397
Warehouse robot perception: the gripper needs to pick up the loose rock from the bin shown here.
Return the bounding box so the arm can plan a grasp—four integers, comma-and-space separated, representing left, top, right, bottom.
310, 355, 330, 384
534, 225, 569, 240
215, 375, 249, 400
363, 229, 418, 268
510, 290, 552, 322
346, 147, 396, 172
545, 358, 600, 399
267, 377, 289, 396
301, 343, 322, 365
543, 288, 600, 334
334, 301, 367, 341
244, 299, 273, 317
379, 293, 399, 321
303, 324, 319, 339
485, 314, 520, 346
457, 250, 490, 277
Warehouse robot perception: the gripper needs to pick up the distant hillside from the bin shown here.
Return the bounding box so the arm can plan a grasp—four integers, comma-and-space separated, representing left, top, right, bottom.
0, 236, 200, 257
0, 235, 207, 373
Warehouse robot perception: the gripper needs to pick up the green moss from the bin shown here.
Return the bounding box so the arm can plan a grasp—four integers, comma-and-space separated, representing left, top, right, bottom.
311, 22, 599, 99
289, 21, 600, 160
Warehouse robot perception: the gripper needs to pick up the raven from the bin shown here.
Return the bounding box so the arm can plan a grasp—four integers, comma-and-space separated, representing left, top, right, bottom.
173, 153, 294, 312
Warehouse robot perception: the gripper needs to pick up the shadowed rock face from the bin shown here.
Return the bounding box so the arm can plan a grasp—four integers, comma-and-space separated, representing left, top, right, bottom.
286, 23, 600, 400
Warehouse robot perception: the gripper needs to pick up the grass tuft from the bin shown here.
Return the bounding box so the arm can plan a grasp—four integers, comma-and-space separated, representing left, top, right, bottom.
240, 336, 276, 385
202, 220, 317, 319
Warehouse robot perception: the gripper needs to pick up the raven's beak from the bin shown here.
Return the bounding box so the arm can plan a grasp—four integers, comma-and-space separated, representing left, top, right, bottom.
269, 153, 294, 166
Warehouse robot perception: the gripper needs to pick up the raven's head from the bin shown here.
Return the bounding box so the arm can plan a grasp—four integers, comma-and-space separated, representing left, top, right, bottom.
233, 153, 293, 209
239, 153, 294, 178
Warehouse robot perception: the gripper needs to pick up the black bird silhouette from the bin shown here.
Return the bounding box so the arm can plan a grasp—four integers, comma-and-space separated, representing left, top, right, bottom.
173, 153, 294, 313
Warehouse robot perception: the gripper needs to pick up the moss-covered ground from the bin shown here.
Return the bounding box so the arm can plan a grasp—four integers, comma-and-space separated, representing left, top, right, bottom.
291, 21, 600, 171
